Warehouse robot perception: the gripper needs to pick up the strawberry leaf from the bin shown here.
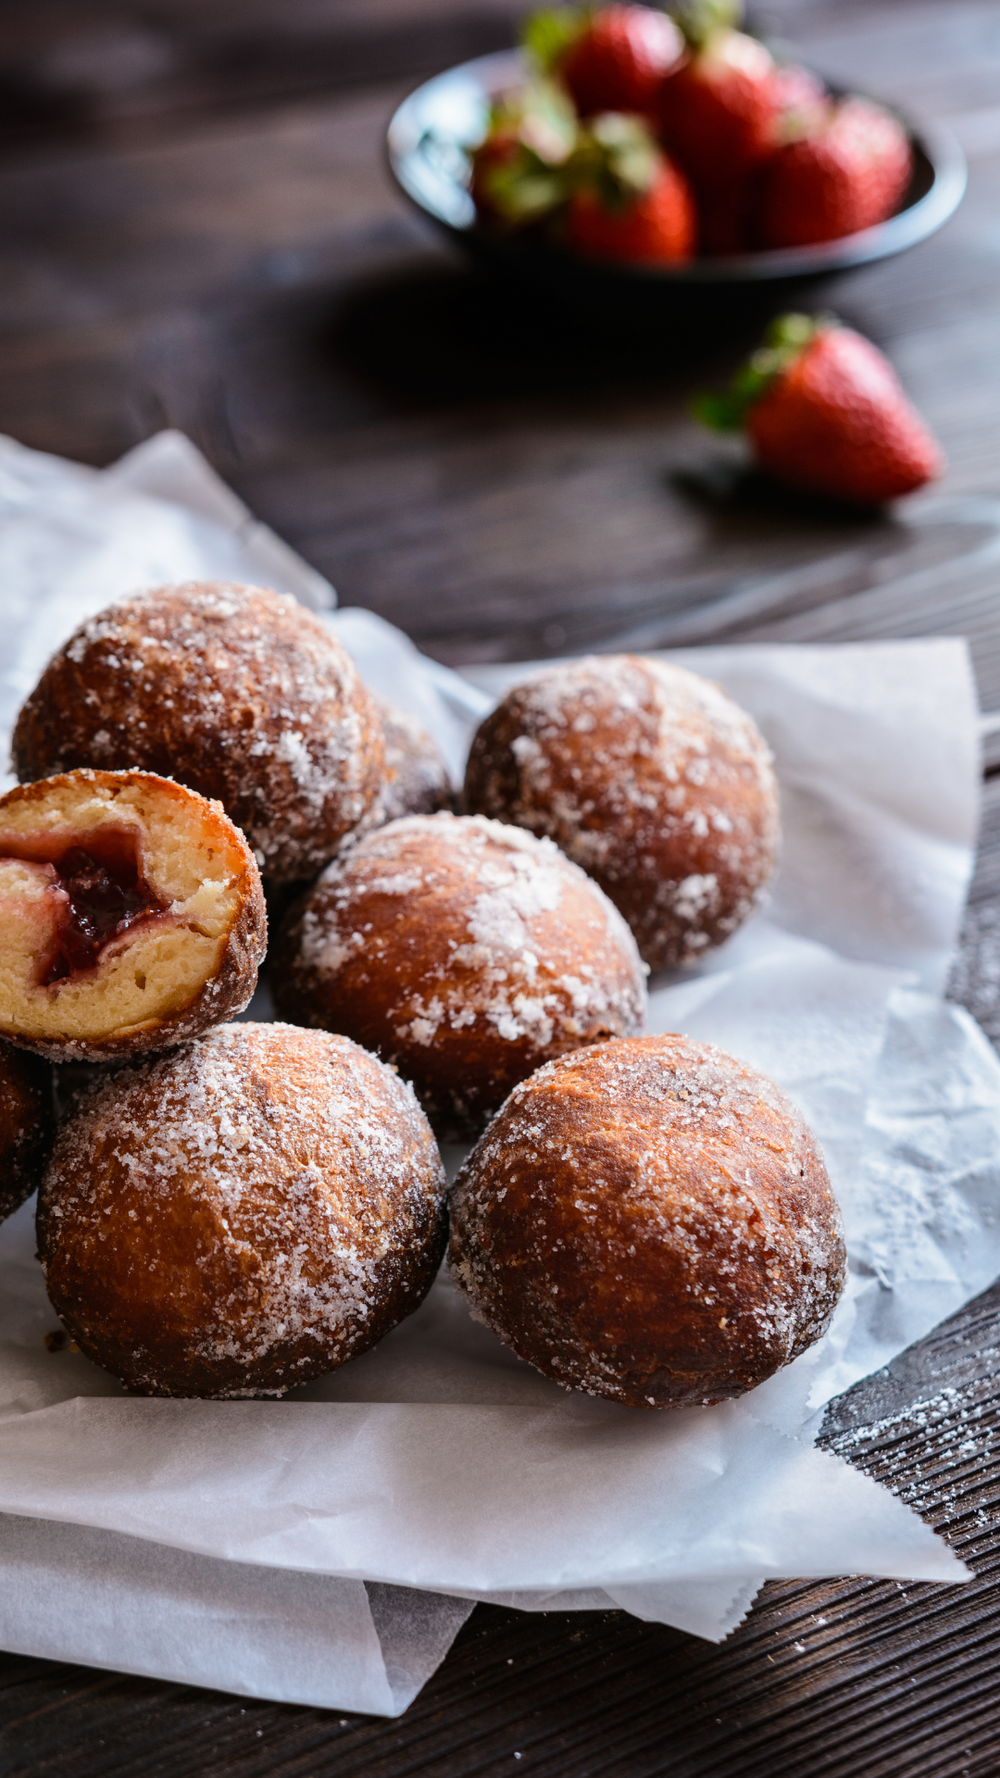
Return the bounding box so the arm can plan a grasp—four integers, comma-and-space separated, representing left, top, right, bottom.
481, 151, 573, 221
591, 112, 662, 194
568, 112, 663, 210
490, 77, 580, 159
522, 7, 589, 73
691, 391, 749, 431
670, 0, 743, 50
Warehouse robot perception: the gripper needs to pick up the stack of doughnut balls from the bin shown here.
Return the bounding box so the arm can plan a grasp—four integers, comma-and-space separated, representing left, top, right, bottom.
1, 581, 845, 1406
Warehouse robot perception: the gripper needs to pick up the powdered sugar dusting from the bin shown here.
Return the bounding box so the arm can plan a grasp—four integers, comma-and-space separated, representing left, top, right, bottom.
276, 812, 648, 1137
15, 582, 385, 882
463, 654, 780, 970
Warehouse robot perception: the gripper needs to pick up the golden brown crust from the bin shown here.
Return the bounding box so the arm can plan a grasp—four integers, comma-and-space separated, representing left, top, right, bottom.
449, 1034, 845, 1408
463, 655, 780, 971
13, 581, 385, 882
0, 769, 266, 1062
273, 812, 648, 1139
0, 1040, 53, 1222
374, 696, 454, 823
37, 1022, 447, 1397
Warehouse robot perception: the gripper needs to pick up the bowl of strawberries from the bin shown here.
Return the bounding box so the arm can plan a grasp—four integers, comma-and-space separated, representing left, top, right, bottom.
387, 0, 966, 302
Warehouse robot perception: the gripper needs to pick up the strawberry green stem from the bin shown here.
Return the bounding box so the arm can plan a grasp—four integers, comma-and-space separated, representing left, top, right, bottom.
569, 112, 663, 207
521, 7, 591, 73
670, 0, 743, 51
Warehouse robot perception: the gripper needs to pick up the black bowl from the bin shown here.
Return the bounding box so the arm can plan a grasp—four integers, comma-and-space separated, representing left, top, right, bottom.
387, 49, 967, 313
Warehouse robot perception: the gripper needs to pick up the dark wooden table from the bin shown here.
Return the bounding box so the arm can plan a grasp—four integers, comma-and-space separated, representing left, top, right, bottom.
3, 3, 1000, 1773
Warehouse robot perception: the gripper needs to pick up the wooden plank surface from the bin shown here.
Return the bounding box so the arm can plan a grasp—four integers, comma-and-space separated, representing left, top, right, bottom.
2, 3, 1000, 1773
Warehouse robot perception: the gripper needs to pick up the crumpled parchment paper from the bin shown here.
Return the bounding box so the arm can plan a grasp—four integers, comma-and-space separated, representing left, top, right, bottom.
0, 430, 993, 1711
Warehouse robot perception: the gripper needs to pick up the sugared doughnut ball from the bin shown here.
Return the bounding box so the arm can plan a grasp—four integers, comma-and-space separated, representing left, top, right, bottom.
0, 1041, 52, 1222
374, 696, 454, 823
273, 812, 647, 1138
12, 581, 385, 882
449, 1034, 844, 1408
0, 769, 266, 1062
463, 655, 780, 971
37, 1022, 446, 1397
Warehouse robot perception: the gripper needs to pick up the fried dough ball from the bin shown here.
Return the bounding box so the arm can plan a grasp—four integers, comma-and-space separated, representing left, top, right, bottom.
374, 696, 454, 823
0, 769, 265, 1062
0, 1041, 52, 1222
12, 581, 385, 882
449, 1034, 844, 1409
463, 655, 780, 971
273, 812, 647, 1138
37, 1022, 447, 1398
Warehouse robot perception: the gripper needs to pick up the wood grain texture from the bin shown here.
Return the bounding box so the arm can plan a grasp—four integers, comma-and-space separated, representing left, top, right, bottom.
0, 0, 524, 148
1, 1, 1000, 1771
1, 5, 998, 684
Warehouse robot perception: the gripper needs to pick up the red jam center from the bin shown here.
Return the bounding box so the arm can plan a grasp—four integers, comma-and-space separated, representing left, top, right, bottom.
0, 826, 169, 985
44, 844, 166, 983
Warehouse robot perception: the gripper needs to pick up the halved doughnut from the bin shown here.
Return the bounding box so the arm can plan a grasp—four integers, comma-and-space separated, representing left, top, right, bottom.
0, 769, 266, 1061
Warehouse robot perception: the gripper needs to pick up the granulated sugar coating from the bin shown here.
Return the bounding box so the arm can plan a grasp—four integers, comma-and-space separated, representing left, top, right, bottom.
37, 1023, 447, 1398
273, 812, 648, 1139
449, 1034, 845, 1409
12, 582, 385, 883
463, 655, 780, 970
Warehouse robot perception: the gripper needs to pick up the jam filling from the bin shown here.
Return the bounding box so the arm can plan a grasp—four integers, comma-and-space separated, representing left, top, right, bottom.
0, 826, 169, 986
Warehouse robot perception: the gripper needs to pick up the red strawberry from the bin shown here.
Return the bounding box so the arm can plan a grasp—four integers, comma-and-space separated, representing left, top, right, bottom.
564, 111, 695, 262
693, 63, 825, 255
560, 5, 684, 118
694, 314, 944, 504
758, 96, 913, 248
470, 81, 579, 224
657, 3, 778, 188
694, 183, 754, 255
567, 161, 695, 261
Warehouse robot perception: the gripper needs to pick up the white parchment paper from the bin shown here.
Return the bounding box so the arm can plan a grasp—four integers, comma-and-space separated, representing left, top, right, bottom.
0, 431, 996, 1710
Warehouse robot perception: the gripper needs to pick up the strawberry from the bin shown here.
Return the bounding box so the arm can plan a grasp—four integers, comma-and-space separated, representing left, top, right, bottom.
567, 161, 695, 260
564, 111, 695, 262
693, 183, 754, 255
758, 96, 913, 248
694, 314, 944, 504
558, 5, 684, 118
470, 80, 579, 224
691, 65, 825, 254
657, 1, 778, 189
